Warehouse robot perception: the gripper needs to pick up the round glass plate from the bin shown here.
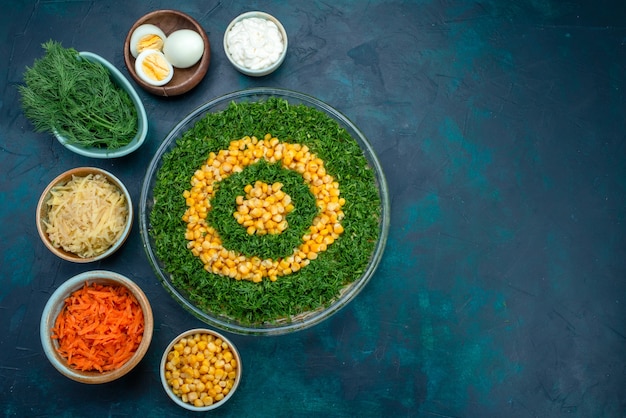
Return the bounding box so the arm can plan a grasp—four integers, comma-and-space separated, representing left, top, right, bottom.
139, 87, 390, 335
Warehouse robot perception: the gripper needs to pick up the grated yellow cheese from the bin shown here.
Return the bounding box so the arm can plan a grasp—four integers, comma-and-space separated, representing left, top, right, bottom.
44, 173, 128, 258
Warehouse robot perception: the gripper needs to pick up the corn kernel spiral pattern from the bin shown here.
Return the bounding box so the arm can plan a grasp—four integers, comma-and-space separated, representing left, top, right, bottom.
234, 180, 294, 235
182, 134, 345, 282
164, 332, 238, 408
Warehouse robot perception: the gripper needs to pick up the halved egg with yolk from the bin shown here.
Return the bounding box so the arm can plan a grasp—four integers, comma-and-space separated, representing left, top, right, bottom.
130, 24, 167, 58
134, 49, 173, 86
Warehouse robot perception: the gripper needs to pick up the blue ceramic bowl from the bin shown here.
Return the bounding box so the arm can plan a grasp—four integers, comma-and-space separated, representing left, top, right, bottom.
40, 270, 154, 384
54, 52, 148, 158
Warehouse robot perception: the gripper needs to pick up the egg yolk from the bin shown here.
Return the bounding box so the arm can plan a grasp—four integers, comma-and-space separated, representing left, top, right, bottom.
137, 34, 165, 55
140, 52, 171, 82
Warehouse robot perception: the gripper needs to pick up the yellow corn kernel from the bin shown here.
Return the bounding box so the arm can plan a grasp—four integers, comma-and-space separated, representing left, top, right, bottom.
249, 207, 263, 218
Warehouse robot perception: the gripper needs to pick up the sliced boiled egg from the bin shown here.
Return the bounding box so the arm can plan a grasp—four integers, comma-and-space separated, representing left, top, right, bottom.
130, 24, 167, 58
163, 29, 205, 68
134, 49, 173, 86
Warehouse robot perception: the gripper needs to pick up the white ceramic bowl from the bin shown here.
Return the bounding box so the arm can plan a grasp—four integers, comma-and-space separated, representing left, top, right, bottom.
36, 167, 133, 263
160, 328, 242, 410
54, 52, 148, 158
223, 11, 288, 77
40, 270, 154, 384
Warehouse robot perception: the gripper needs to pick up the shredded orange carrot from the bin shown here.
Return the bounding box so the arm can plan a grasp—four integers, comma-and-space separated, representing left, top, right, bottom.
51, 281, 144, 372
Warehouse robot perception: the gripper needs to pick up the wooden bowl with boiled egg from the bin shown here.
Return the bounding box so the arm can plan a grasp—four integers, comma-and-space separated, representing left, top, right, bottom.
124, 9, 210, 96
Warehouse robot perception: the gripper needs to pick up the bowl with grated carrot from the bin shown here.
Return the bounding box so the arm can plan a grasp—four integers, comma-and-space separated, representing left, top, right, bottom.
36, 167, 133, 263
40, 270, 154, 384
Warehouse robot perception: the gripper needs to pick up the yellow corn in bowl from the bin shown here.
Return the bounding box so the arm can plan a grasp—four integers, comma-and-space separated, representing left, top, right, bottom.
160, 328, 242, 411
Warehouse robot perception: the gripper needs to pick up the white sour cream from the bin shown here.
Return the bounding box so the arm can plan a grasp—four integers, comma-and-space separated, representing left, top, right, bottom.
226, 17, 284, 70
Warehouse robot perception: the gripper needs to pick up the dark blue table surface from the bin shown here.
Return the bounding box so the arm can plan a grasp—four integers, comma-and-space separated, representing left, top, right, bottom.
1, 1, 625, 416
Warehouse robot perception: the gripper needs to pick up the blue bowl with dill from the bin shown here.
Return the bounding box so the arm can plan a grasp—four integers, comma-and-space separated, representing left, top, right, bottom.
19, 41, 148, 159
140, 88, 390, 335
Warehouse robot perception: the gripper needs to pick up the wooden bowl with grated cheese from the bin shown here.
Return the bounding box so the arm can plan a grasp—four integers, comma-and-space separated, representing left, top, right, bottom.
36, 167, 133, 263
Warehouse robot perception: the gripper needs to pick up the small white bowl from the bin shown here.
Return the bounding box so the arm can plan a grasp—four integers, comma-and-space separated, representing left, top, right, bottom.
40, 270, 154, 384
160, 328, 242, 411
223, 11, 288, 77
54, 52, 148, 158
36, 167, 133, 263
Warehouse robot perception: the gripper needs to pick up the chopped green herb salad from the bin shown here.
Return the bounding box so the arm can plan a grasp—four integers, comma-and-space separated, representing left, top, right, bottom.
19, 41, 137, 149
150, 98, 381, 325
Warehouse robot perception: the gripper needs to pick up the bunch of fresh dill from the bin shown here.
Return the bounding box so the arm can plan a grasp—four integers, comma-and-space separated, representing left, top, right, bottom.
18, 40, 137, 149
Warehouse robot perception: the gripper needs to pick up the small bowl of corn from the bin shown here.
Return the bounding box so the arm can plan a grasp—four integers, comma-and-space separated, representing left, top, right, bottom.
160, 328, 242, 410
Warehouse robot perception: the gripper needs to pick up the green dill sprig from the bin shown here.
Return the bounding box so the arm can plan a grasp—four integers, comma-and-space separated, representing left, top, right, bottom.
18, 40, 137, 149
